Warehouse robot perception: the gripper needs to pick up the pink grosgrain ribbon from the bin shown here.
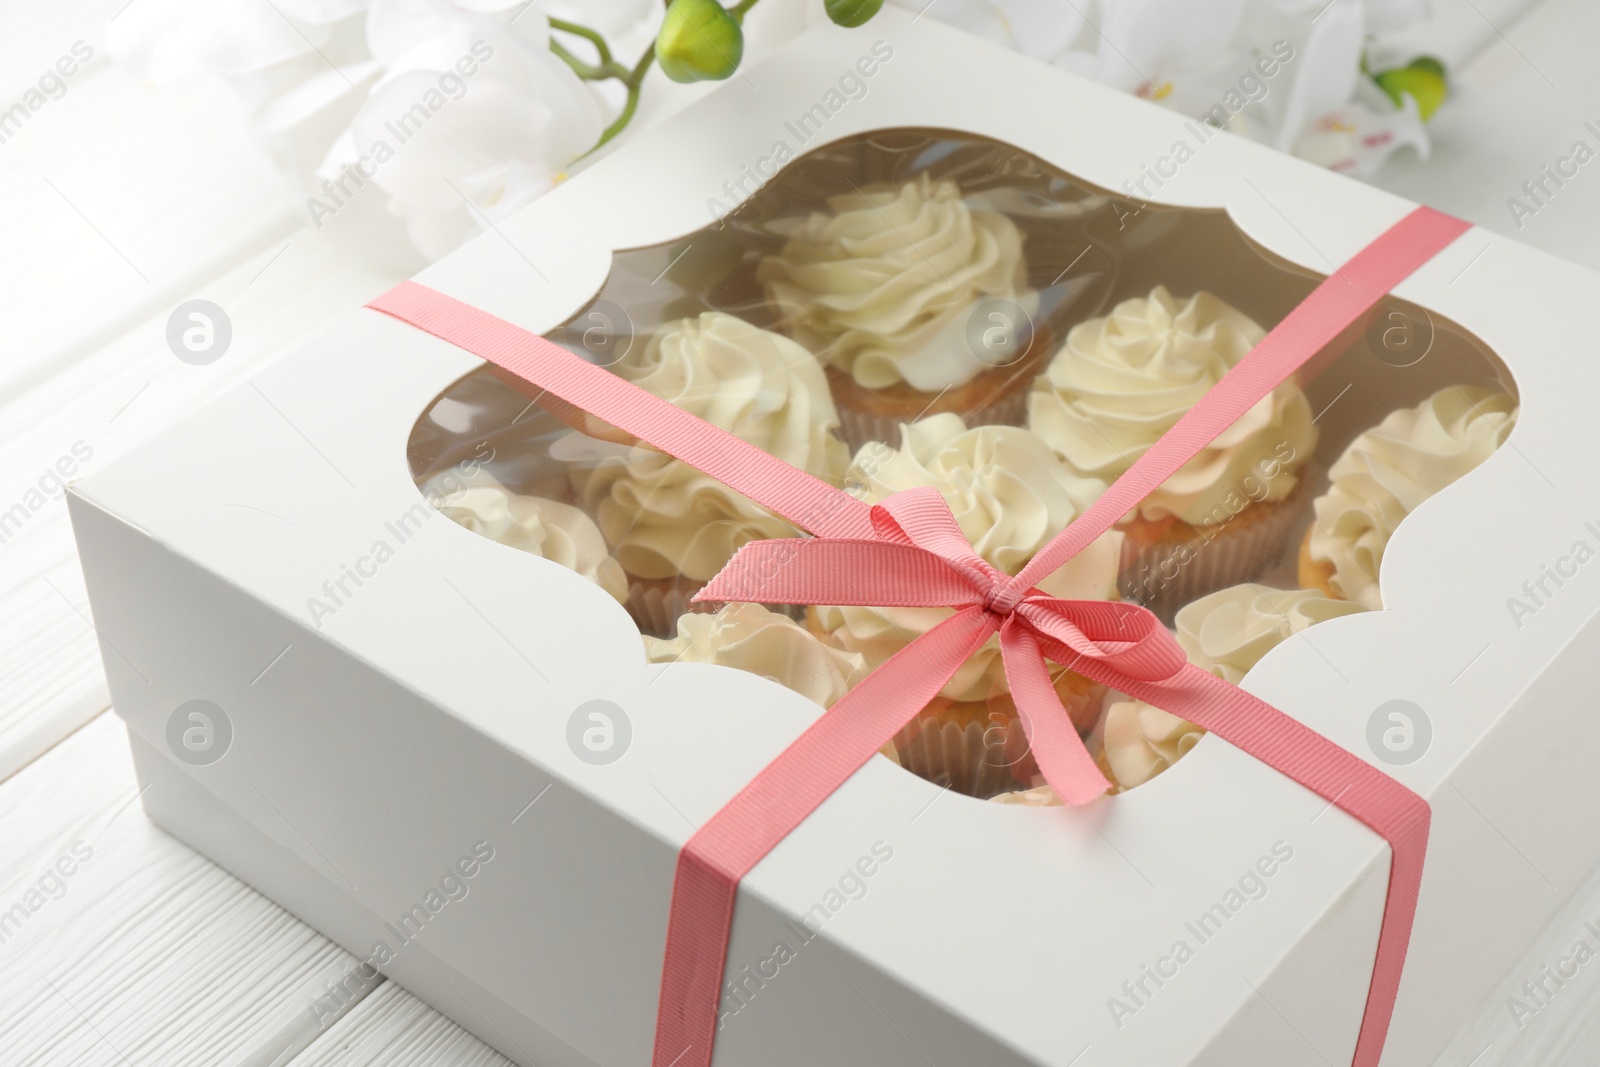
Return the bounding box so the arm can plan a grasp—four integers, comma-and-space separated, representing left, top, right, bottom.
368, 204, 1469, 1067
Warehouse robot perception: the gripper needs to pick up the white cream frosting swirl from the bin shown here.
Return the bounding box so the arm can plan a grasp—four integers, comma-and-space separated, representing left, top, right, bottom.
1173, 583, 1368, 686
757, 173, 1030, 391
812, 413, 1121, 703
1028, 286, 1317, 525
578, 312, 849, 582
1096, 701, 1207, 794
1309, 386, 1517, 610
422, 468, 628, 604
644, 602, 867, 709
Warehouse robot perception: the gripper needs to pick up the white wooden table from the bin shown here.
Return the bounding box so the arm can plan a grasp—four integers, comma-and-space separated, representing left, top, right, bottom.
1, 2, 1595, 1064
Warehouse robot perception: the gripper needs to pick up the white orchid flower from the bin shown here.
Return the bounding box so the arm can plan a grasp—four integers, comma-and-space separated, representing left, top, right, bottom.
331, 15, 602, 262
108, 0, 384, 257
110, 0, 1440, 270
1292, 80, 1429, 176
895, 0, 1435, 177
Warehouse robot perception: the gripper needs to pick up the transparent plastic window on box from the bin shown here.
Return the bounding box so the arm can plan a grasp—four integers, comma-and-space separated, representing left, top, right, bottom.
406, 128, 1518, 802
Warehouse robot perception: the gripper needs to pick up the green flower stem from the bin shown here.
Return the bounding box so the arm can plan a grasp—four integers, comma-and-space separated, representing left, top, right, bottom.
549, 37, 630, 81
549, 1, 764, 157
549, 17, 616, 66
589, 43, 658, 154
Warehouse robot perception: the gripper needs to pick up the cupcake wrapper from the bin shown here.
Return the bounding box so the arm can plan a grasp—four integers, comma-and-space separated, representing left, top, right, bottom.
626, 579, 709, 639
892, 715, 1029, 800
835, 386, 1029, 454
1118, 484, 1309, 624
889, 678, 1103, 799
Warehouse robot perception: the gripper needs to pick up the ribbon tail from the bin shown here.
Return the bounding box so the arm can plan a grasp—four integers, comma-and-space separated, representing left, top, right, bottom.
653, 608, 998, 1067
998, 622, 1110, 805
1118, 664, 1430, 1067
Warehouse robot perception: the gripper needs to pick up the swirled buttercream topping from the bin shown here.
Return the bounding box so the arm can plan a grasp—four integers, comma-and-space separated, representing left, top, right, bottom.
643, 602, 867, 709
1028, 286, 1316, 525
579, 312, 849, 582
1309, 386, 1517, 610
1174, 583, 1367, 686
423, 468, 628, 603
1095, 583, 1364, 793
757, 173, 1031, 391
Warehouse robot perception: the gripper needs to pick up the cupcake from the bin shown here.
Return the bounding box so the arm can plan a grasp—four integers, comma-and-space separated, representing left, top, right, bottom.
1028, 286, 1318, 618
808, 413, 1123, 798
574, 312, 850, 635
647, 602, 909, 767
1181, 582, 1367, 683
1301, 386, 1517, 610
644, 601, 868, 707
421, 468, 629, 604
757, 173, 1041, 450
995, 583, 1366, 802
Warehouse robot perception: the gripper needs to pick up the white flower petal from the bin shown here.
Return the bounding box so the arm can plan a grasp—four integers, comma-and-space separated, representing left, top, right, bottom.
343, 23, 599, 261
1266, 0, 1363, 152
366, 0, 464, 66
315, 127, 363, 179
1293, 93, 1429, 176
1093, 0, 1252, 91
254, 60, 382, 135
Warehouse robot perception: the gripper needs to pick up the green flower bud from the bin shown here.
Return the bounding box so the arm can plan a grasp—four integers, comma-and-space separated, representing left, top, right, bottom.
657, 0, 744, 83
1375, 57, 1448, 121
824, 0, 885, 28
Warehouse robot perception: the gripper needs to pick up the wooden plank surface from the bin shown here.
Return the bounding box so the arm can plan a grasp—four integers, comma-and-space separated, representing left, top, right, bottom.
0, 713, 377, 1067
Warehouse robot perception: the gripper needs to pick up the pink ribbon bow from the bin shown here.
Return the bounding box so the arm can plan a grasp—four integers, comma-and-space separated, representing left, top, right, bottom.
368, 204, 1470, 1067
699, 483, 1190, 804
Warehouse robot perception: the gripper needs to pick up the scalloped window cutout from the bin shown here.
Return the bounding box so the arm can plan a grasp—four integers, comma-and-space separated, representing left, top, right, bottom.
407, 127, 1517, 802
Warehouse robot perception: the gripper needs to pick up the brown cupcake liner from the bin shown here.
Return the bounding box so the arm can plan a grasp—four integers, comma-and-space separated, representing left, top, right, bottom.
888, 677, 1105, 799
892, 708, 1031, 800
834, 386, 1029, 454
1117, 480, 1310, 623
625, 578, 710, 639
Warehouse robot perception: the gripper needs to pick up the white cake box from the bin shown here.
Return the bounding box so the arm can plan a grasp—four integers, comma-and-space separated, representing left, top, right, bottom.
67, 10, 1600, 1067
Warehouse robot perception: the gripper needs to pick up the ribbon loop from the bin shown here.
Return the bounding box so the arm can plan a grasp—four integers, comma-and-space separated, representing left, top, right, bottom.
1016, 597, 1189, 683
